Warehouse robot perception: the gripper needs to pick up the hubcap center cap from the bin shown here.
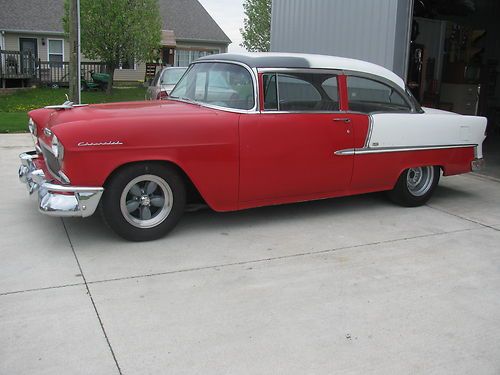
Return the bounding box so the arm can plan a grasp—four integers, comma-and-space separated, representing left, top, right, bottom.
140, 195, 151, 206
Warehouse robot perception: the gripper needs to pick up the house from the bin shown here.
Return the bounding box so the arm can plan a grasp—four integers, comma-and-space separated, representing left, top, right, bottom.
0, 0, 231, 87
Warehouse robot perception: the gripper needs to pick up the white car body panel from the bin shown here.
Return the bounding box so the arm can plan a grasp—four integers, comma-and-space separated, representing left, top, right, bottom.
368, 111, 487, 158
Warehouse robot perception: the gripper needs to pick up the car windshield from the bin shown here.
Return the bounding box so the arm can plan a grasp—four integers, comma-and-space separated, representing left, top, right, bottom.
169, 62, 255, 110
160, 68, 187, 85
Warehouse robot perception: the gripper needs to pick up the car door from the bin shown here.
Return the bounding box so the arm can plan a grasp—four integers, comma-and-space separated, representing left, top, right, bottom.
239, 71, 355, 203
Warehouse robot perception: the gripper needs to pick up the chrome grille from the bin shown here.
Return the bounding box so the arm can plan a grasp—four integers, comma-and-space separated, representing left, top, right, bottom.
40, 141, 61, 180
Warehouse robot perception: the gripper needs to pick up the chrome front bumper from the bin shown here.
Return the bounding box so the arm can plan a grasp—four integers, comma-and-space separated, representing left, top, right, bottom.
18, 151, 103, 217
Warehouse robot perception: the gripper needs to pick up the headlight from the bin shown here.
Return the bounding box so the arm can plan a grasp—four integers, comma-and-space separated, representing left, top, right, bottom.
51, 134, 64, 161
28, 118, 37, 136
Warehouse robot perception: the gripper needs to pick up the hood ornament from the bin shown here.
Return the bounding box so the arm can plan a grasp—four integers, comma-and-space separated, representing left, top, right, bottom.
45, 97, 89, 110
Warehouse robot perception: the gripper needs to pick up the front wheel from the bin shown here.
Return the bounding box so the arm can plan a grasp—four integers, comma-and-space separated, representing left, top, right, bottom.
100, 163, 186, 241
388, 166, 440, 207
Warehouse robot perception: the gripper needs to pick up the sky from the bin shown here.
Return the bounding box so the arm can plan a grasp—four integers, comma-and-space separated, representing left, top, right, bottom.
197, 0, 247, 53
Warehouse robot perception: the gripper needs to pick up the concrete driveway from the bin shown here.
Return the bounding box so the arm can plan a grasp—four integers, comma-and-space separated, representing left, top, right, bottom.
1, 134, 500, 375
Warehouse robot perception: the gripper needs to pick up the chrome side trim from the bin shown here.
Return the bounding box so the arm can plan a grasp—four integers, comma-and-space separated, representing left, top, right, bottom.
334, 144, 477, 156
363, 114, 374, 148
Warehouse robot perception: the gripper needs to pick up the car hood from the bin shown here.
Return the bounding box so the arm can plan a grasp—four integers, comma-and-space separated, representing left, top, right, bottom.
28, 99, 222, 147
33, 99, 212, 127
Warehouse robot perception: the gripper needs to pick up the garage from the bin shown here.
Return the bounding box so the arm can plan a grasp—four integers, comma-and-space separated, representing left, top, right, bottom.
410, 0, 499, 178
270, 0, 499, 179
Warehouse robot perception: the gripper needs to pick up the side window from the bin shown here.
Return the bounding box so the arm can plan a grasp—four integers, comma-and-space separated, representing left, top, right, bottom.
347, 76, 411, 113
262, 72, 339, 112
263, 74, 278, 110
171, 62, 254, 110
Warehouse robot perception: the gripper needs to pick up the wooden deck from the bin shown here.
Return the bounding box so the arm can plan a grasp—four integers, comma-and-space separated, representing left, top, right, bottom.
1, 50, 106, 88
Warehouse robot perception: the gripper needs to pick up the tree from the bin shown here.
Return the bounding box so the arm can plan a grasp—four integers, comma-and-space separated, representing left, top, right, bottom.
240, 0, 272, 52
64, 0, 162, 94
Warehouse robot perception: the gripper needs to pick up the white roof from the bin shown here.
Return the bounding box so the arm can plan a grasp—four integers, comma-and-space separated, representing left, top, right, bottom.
200, 52, 406, 89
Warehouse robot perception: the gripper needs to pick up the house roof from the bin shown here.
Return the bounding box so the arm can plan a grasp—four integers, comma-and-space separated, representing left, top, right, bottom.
0, 0, 64, 33
160, 0, 231, 44
0, 0, 231, 44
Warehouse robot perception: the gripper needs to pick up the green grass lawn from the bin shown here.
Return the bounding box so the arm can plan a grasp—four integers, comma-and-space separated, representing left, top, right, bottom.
0, 87, 146, 133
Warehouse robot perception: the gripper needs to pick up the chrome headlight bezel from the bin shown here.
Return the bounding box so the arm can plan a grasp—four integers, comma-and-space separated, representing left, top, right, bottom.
28, 117, 37, 136
51, 134, 64, 161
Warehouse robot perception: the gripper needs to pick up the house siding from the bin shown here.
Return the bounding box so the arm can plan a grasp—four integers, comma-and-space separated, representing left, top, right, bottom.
2, 32, 229, 83
3, 32, 70, 61
112, 40, 228, 82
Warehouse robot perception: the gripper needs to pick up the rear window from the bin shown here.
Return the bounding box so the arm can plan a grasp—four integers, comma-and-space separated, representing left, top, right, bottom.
347, 76, 411, 113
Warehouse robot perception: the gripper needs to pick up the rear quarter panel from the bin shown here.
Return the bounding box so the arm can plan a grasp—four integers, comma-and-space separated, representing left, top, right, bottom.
350, 111, 486, 191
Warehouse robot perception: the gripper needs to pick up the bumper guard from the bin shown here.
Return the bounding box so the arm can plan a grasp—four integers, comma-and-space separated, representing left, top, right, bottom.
18, 151, 103, 217
471, 158, 485, 172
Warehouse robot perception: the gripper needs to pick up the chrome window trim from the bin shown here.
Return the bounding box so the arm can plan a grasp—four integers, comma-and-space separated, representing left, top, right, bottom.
258, 110, 348, 115
169, 59, 260, 114
335, 144, 478, 156
257, 68, 343, 75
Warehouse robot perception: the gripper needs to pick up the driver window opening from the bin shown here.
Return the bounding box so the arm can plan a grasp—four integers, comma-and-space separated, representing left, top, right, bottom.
263, 72, 339, 112
170, 62, 255, 110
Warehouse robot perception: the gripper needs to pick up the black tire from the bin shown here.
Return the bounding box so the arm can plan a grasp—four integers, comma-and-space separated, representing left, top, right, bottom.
388, 166, 440, 207
100, 163, 186, 241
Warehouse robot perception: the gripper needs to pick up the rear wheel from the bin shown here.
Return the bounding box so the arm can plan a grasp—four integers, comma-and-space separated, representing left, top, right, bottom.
388, 166, 440, 207
100, 163, 185, 241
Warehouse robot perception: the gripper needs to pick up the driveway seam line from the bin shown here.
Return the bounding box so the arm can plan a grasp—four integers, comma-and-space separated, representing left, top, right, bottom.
86, 227, 481, 286
62, 219, 123, 375
0, 282, 84, 297
426, 204, 500, 232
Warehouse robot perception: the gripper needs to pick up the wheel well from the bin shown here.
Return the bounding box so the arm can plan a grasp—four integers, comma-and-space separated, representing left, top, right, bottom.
392, 165, 444, 188
103, 160, 206, 205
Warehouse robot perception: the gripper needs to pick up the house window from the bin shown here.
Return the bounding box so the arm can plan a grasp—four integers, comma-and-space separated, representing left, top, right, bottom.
119, 55, 136, 70
174, 49, 218, 67
48, 39, 64, 67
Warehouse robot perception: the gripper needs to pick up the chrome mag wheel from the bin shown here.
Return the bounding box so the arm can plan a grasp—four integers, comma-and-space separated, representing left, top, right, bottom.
119, 174, 173, 228
406, 166, 435, 197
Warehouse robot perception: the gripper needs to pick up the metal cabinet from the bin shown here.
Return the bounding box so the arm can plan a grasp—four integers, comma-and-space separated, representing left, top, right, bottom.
440, 83, 480, 115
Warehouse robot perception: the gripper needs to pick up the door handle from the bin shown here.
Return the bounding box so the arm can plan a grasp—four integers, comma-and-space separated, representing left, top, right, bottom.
332, 118, 351, 123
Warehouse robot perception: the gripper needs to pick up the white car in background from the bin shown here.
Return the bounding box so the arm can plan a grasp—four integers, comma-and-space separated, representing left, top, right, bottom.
145, 67, 187, 100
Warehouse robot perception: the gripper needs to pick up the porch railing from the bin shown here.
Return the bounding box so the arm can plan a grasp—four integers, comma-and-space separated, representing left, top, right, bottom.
0, 50, 36, 78
37, 61, 107, 85
1, 50, 107, 85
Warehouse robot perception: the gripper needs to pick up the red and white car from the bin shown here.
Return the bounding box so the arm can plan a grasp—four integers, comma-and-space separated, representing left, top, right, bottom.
19, 53, 487, 241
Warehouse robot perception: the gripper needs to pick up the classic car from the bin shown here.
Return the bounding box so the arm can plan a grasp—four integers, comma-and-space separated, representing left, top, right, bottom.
19, 53, 487, 241
145, 66, 187, 100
